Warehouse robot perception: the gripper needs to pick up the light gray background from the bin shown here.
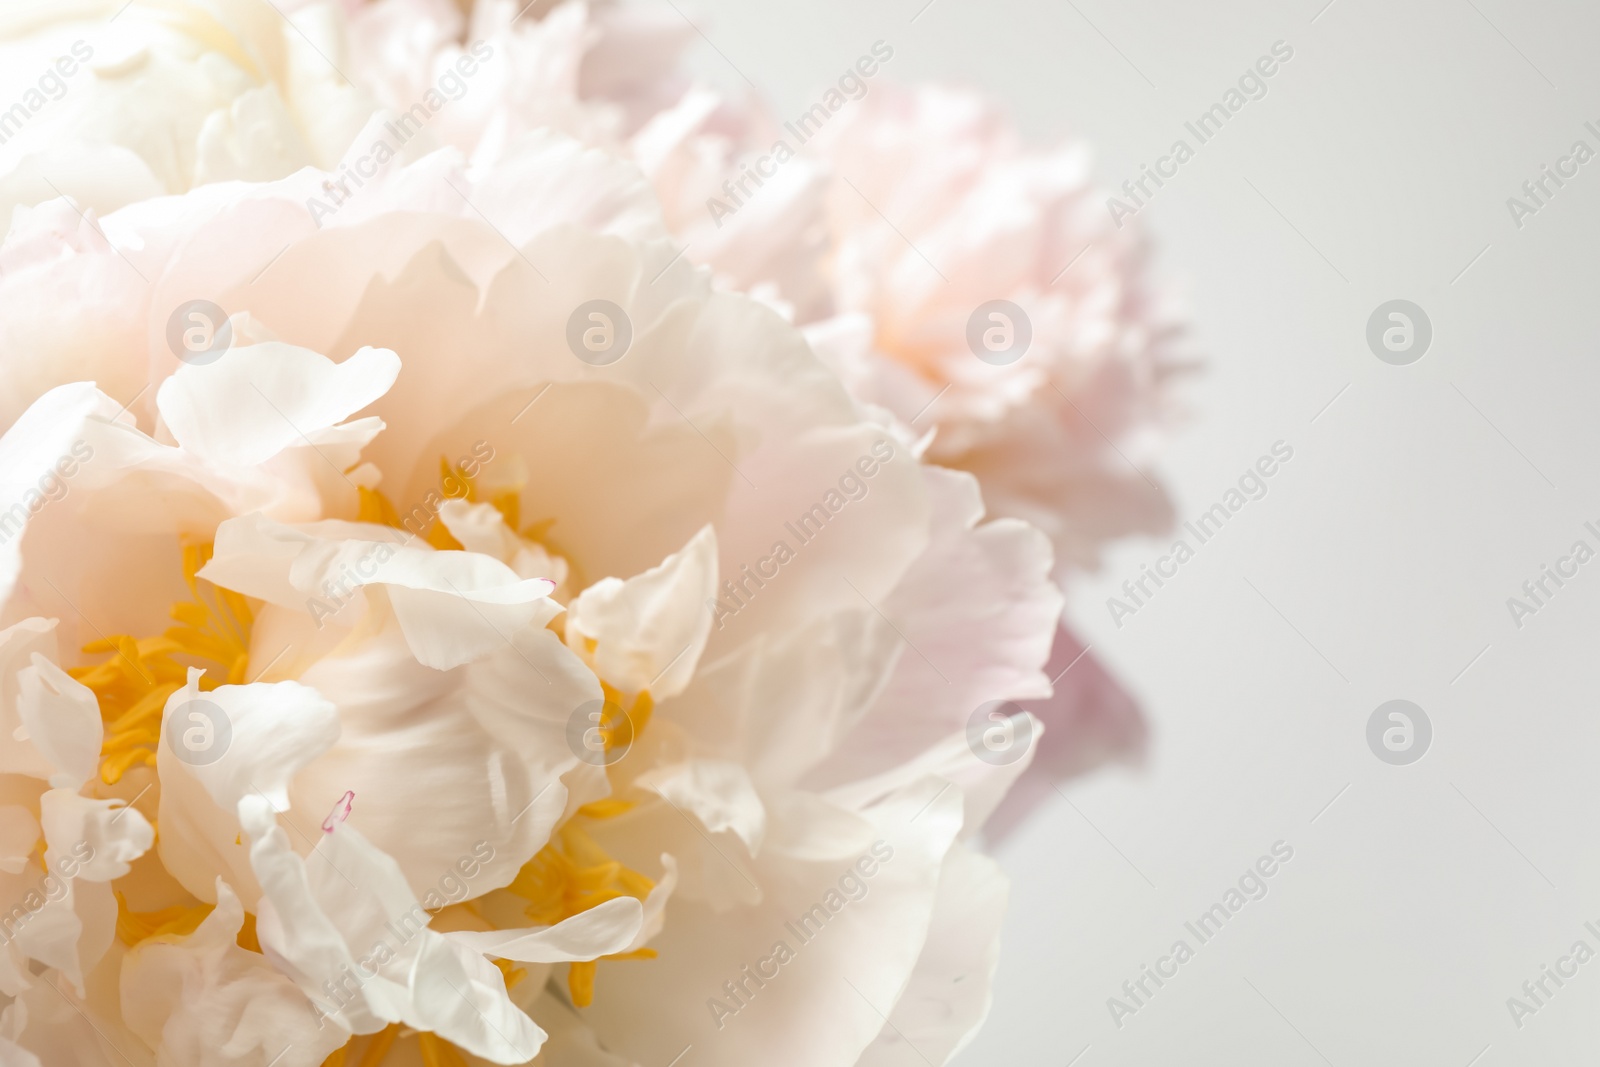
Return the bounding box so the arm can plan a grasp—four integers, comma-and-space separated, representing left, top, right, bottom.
659, 0, 1600, 1062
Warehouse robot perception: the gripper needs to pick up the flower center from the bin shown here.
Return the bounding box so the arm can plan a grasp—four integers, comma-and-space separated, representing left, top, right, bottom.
72, 543, 254, 784
83, 466, 659, 1063
508, 808, 659, 1008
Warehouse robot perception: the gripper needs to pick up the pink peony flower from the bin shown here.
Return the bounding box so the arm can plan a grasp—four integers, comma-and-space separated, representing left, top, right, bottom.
810, 83, 1185, 578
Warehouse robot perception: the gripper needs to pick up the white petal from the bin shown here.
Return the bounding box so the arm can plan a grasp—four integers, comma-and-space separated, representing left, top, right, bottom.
239, 798, 397, 1036
0, 1001, 38, 1067
155, 342, 400, 469
566, 525, 718, 699
161, 670, 339, 815
120, 878, 348, 1067
635, 760, 766, 856
4, 875, 112, 999
595, 766, 761, 912
0, 807, 38, 875
199, 514, 557, 670
623, 853, 678, 954
854, 846, 1008, 1067
524, 989, 634, 1067
822, 716, 1041, 844
438, 499, 570, 585
155, 671, 338, 905
16, 655, 101, 790
674, 610, 901, 789
579, 779, 964, 1067
437, 499, 524, 561
0, 620, 59, 781
242, 796, 547, 1064
39, 789, 154, 882
0, 1036, 40, 1067
286, 615, 604, 904
446, 896, 643, 964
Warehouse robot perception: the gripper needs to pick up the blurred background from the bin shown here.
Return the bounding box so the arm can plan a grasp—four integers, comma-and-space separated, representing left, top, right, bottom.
652, 0, 1600, 1062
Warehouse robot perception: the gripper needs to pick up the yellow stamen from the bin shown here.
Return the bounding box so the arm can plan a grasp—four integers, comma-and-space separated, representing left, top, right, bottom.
114, 893, 210, 946
576, 797, 635, 820
491, 957, 527, 991
326, 1025, 475, 1067
363, 473, 581, 599
73, 544, 254, 784
423, 457, 476, 550
114, 892, 266, 956
356, 486, 402, 528
355, 1026, 398, 1067
417, 1033, 469, 1067
509, 821, 655, 926
567, 959, 597, 1007
237, 911, 262, 954
506, 814, 657, 1006
424, 520, 464, 551
598, 684, 653, 754
488, 491, 521, 533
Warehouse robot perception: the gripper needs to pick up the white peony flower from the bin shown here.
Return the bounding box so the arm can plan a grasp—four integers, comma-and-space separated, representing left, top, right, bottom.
0, 88, 1062, 1067
341, 0, 1177, 843
0, 0, 373, 222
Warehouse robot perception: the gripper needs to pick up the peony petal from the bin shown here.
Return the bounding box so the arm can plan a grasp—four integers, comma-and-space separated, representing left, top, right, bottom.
854, 845, 1008, 1067
38, 789, 154, 883
242, 795, 547, 1064
822, 714, 1041, 846
15, 656, 101, 790
155, 342, 400, 469
199, 514, 556, 670
525, 988, 636, 1067
446, 895, 642, 964
580, 778, 964, 1067
286, 613, 604, 904
161, 670, 339, 816
635, 760, 766, 855
566, 524, 718, 700
0, 807, 38, 876
673, 609, 901, 789
119, 878, 347, 1067
156, 670, 339, 905
0, 619, 62, 782
808, 467, 1060, 792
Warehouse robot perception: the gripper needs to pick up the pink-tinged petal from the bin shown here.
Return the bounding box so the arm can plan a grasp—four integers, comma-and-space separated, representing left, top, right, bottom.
982, 623, 1148, 845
